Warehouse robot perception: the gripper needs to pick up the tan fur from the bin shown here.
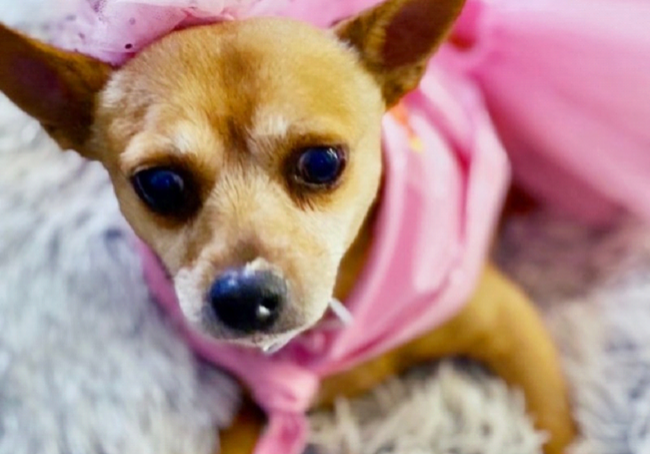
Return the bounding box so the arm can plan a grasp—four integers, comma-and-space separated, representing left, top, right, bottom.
0, 0, 576, 451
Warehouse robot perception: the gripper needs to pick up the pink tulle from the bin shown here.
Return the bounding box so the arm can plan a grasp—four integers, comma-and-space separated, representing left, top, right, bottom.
443, 0, 650, 225
51, 0, 289, 64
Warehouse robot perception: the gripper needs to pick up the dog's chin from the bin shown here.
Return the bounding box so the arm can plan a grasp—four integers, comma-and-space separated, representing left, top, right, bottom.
196, 322, 307, 355
235, 329, 305, 354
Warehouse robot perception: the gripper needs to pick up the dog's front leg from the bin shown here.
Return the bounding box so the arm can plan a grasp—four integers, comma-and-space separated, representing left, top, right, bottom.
316, 264, 576, 454
458, 265, 577, 454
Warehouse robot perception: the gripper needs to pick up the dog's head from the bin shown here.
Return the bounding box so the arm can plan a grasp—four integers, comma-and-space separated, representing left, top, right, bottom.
0, 0, 464, 350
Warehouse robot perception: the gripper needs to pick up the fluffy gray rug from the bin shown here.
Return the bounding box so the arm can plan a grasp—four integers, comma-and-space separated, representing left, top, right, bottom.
2, 6, 650, 454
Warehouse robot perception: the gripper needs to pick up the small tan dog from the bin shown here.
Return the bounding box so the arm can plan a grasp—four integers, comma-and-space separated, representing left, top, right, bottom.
0, 0, 576, 452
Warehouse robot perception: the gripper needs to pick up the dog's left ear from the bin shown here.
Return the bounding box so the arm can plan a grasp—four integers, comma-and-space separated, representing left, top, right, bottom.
0, 23, 112, 154
335, 0, 465, 107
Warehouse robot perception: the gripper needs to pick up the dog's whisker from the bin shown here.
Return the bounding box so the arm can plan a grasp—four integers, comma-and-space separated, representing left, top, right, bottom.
329, 298, 353, 326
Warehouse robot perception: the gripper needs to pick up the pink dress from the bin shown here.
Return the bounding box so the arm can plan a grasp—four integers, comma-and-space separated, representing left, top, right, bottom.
52, 1, 650, 454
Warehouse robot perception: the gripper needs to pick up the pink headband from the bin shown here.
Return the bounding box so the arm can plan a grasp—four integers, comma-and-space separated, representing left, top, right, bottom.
51, 0, 290, 64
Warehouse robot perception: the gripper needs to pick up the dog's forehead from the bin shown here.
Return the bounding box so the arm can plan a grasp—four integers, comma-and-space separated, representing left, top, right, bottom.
111, 18, 381, 141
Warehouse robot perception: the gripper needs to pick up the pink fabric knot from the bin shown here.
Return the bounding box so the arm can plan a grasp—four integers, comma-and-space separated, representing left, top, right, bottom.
250, 364, 320, 413
291, 331, 328, 356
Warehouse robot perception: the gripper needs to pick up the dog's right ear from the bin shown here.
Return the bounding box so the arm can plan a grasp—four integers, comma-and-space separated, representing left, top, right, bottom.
335, 0, 465, 107
0, 23, 112, 155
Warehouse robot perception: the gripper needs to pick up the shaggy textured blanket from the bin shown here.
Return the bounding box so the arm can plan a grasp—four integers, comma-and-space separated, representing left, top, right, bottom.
2, 5, 650, 454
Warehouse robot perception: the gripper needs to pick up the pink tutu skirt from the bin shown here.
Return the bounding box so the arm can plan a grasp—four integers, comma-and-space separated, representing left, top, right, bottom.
445, 0, 650, 225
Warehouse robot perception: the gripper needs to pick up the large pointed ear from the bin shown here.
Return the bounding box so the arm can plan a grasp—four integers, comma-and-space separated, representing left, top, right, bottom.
335, 0, 465, 107
0, 23, 112, 154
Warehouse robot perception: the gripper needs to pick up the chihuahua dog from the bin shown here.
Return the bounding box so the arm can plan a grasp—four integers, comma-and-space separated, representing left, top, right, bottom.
0, 0, 576, 453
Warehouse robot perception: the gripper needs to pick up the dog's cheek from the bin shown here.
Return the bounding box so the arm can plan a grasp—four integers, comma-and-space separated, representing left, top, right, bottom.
291, 263, 339, 327
289, 219, 348, 320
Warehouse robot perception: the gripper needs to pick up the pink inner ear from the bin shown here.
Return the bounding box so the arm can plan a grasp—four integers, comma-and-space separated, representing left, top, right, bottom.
10, 56, 73, 124
382, 0, 454, 68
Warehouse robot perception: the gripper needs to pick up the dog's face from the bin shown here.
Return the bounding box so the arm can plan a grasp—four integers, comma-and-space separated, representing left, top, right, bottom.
102, 20, 385, 347
0, 0, 464, 350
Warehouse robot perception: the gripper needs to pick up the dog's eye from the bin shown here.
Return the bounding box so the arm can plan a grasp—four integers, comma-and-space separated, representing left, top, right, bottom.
132, 167, 193, 215
295, 147, 345, 187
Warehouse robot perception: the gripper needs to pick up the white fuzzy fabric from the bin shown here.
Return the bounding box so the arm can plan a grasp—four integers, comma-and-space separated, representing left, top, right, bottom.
2, 4, 650, 454
308, 362, 544, 454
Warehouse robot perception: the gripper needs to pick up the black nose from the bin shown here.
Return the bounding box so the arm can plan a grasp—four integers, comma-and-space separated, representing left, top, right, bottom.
208, 268, 286, 334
